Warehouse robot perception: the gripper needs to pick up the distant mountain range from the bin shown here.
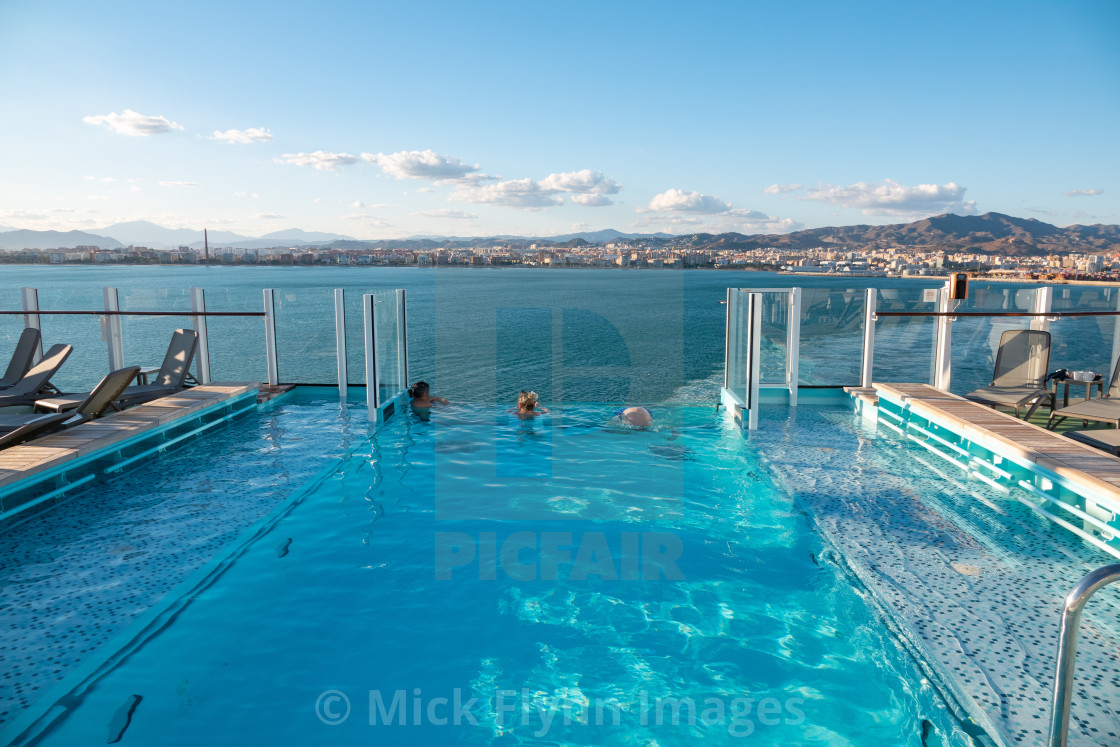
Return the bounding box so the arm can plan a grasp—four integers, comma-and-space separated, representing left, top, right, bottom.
1, 213, 1117, 255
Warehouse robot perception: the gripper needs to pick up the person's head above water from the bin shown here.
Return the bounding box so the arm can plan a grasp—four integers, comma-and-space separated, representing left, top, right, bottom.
617, 406, 652, 427
518, 390, 539, 411
408, 381, 430, 399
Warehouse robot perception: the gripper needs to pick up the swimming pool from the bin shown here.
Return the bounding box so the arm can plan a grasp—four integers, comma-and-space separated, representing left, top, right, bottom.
2, 393, 975, 746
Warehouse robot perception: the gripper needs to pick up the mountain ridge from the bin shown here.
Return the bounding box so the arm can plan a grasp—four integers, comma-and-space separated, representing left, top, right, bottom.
1, 213, 1117, 255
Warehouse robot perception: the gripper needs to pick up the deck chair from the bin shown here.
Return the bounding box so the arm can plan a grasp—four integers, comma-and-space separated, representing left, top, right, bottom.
0, 413, 73, 450
1047, 353, 1120, 430
964, 329, 1053, 419
0, 344, 73, 409
35, 329, 198, 413
1066, 429, 1120, 456
0, 328, 41, 390
0, 366, 140, 437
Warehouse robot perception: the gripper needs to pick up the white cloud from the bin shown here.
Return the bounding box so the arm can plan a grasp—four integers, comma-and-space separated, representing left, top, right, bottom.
452, 178, 563, 209
159, 180, 200, 187
276, 151, 358, 171
254, 213, 286, 220
642, 189, 732, 214
800, 178, 975, 216
352, 200, 365, 208
570, 194, 614, 206
411, 209, 478, 220
362, 150, 483, 182
210, 127, 273, 144
539, 170, 620, 195
234, 191, 260, 198
1064, 188, 1103, 197
451, 169, 622, 210
635, 188, 800, 233
83, 109, 184, 136
764, 183, 803, 195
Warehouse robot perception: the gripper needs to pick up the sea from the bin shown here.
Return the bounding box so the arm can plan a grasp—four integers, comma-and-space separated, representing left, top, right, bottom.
2, 266, 1117, 404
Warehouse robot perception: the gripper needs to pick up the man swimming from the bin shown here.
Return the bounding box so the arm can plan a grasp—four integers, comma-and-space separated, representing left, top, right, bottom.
614, 406, 652, 427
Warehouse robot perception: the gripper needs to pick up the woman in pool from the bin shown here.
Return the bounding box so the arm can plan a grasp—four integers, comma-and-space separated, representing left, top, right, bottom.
408, 381, 448, 409
513, 390, 549, 419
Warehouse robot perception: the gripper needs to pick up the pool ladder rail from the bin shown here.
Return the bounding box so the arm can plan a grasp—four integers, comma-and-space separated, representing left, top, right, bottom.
1048, 563, 1120, 747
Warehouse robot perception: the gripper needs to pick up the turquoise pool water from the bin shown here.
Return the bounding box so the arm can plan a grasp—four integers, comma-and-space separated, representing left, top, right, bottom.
14, 395, 972, 746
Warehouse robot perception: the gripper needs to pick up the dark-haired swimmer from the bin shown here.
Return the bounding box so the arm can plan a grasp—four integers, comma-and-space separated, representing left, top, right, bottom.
408, 381, 449, 409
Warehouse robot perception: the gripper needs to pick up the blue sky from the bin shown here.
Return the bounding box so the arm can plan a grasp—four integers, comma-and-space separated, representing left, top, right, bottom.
1, 0, 1117, 239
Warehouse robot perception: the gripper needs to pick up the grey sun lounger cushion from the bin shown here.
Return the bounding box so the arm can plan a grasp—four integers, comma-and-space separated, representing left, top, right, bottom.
0, 344, 73, 409
36, 330, 199, 413
0, 366, 139, 436
0, 328, 41, 390
964, 329, 1052, 419
0, 413, 73, 450
1066, 429, 1120, 456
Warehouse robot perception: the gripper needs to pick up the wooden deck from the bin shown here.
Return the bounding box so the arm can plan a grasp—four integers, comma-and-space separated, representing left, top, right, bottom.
0, 384, 257, 491
875, 382, 1120, 504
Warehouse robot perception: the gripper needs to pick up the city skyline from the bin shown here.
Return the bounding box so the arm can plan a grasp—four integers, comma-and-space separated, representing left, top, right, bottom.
1, 1, 1117, 239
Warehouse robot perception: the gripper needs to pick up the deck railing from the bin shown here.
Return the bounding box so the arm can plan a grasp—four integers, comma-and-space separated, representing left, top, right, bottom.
1, 285, 409, 419
723, 282, 1120, 427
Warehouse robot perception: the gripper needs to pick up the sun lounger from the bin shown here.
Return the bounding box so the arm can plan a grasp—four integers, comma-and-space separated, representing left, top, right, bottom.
0, 344, 73, 409
0, 413, 74, 450
1048, 353, 1120, 429
0, 328, 41, 390
964, 329, 1053, 419
0, 366, 140, 442
1066, 429, 1120, 456
35, 329, 198, 413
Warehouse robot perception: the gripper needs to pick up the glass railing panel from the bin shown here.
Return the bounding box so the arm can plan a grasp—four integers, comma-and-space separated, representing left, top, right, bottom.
758, 291, 788, 385
372, 290, 402, 404
31, 285, 110, 394
1048, 285, 1120, 393
274, 288, 336, 384
201, 289, 267, 384
725, 289, 747, 402
797, 287, 865, 386
873, 286, 940, 384
117, 286, 195, 382
947, 283, 1038, 397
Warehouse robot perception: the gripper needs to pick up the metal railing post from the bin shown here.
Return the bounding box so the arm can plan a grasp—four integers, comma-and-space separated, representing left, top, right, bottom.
1034, 286, 1054, 333
363, 293, 380, 418
934, 282, 953, 390
1048, 564, 1120, 747
397, 289, 408, 391
189, 287, 212, 385
20, 287, 43, 361
263, 288, 278, 387
334, 289, 348, 397
861, 288, 877, 388
746, 292, 761, 430
787, 287, 801, 406
102, 287, 125, 371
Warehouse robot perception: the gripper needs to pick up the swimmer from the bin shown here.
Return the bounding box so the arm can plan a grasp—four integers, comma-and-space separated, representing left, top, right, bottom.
614, 406, 652, 427
513, 390, 550, 419
408, 381, 449, 409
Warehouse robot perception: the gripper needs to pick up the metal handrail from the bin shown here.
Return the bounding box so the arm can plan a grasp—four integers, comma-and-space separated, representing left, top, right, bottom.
0, 310, 264, 317
876, 311, 1120, 318
1048, 563, 1120, 747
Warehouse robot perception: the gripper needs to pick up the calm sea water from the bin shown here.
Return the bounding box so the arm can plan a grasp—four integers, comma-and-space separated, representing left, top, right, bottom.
2, 266, 1117, 402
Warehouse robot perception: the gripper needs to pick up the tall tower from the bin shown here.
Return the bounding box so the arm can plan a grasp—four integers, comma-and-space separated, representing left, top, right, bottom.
204, 228, 209, 264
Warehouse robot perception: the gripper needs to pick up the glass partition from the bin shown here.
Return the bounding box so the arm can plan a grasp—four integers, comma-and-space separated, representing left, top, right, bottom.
797, 287, 865, 386
274, 288, 337, 384
873, 286, 939, 385
758, 291, 789, 384
948, 284, 1038, 397
371, 290, 406, 405
1046, 286, 1120, 400
724, 289, 748, 403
